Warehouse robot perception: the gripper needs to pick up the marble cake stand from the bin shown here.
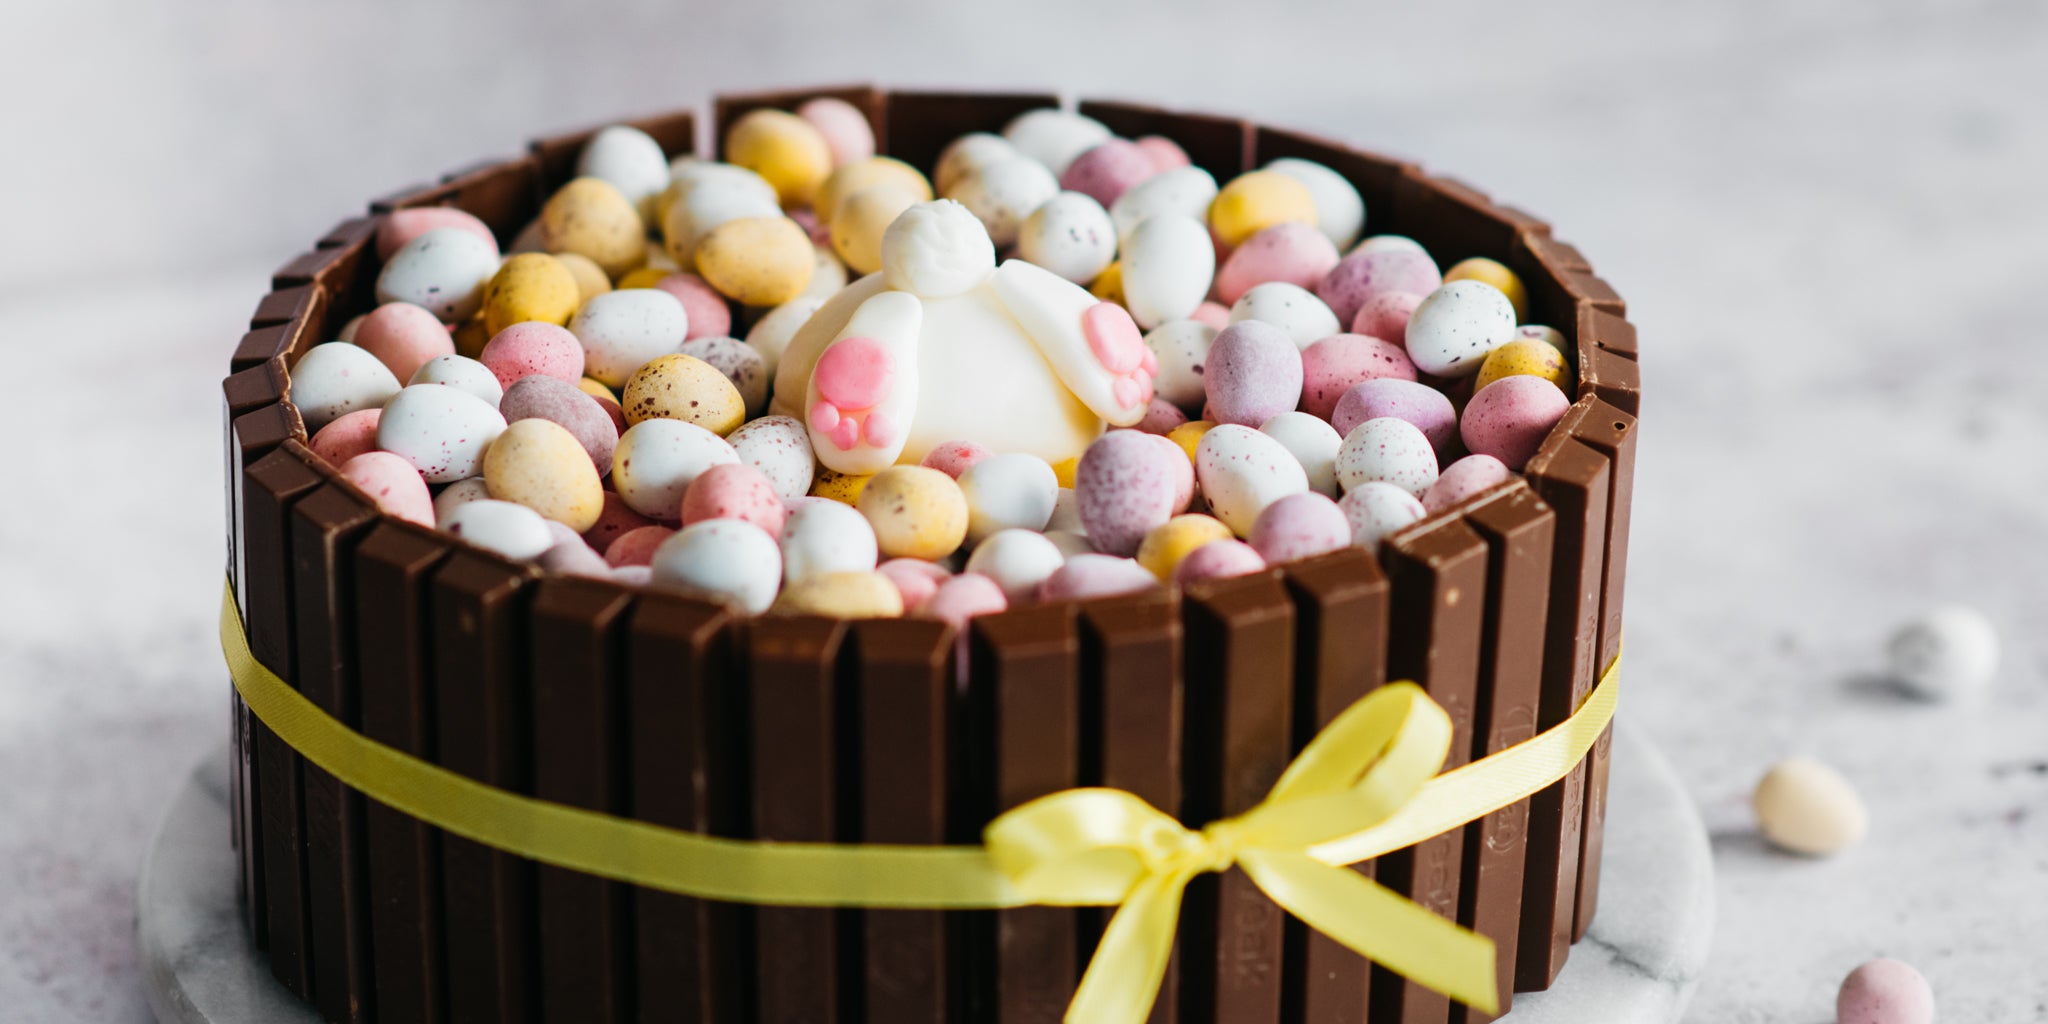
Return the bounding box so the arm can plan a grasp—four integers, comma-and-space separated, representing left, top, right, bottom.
137, 727, 1711, 1024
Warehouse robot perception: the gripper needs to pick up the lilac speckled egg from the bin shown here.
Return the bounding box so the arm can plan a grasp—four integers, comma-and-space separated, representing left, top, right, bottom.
310, 409, 382, 467
681, 463, 787, 536
1352, 291, 1426, 343
499, 374, 620, 476
921, 440, 994, 479
1134, 135, 1191, 173
1059, 138, 1157, 208
354, 301, 457, 382
1174, 539, 1266, 585
1424, 454, 1513, 513
1461, 375, 1570, 470
1203, 320, 1304, 427
1316, 247, 1442, 328
481, 321, 585, 389
1331, 378, 1459, 456
652, 272, 733, 341
1248, 491, 1351, 564
1837, 959, 1934, 1024
1191, 301, 1230, 330
1339, 482, 1427, 553
878, 557, 952, 611
1195, 424, 1310, 536
340, 452, 433, 527
1405, 280, 1517, 377
583, 491, 658, 553
1214, 222, 1341, 306
1300, 333, 1419, 420
1037, 554, 1158, 603
1074, 430, 1184, 555
1143, 433, 1197, 513
1336, 418, 1440, 497
921, 572, 1009, 625
1139, 398, 1189, 435
605, 524, 677, 567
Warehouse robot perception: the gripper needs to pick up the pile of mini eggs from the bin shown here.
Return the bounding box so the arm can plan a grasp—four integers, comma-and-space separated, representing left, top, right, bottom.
291, 99, 1574, 621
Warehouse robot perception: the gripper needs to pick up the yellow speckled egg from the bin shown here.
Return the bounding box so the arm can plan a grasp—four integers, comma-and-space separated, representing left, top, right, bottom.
553, 251, 612, 305
1444, 257, 1529, 323
577, 377, 617, 401
1089, 261, 1125, 304
1136, 514, 1235, 581
1209, 171, 1317, 249
452, 315, 491, 359
830, 185, 922, 276
1165, 420, 1216, 464
724, 109, 834, 208
819, 157, 933, 224
1474, 337, 1570, 392
1049, 456, 1080, 490
811, 468, 873, 505
482, 418, 604, 533
695, 216, 815, 307
622, 353, 747, 434
773, 570, 904, 618
614, 266, 670, 291
857, 465, 970, 560
481, 253, 581, 337
540, 177, 647, 280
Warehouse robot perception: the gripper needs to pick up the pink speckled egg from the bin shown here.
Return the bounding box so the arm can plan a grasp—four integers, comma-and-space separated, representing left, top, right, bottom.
1331, 377, 1459, 456
1203, 320, 1304, 428
1424, 454, 1512, 513
921, 440, 994, 479
1214, 222, 1341, 306
878, 557, 952, 611
1461, 375, 1570, 470
605, 524, 677, 567
1339, 481, 1427, 552
1837, 959, 1934, 1024
1336, 417, 1440, 497
354, 301, 456, 381
480, 321, 585, 389
1174, 539, 1266, 585
1248, 491, 1351, 564
1316, 247, 1442, 329
582, 492, 657, 553
1059, 139, 1157, 208
340, 451, 433, 527
1073, 430, 1185, 555
1300, 333, 1420, 420
1143, 432, 1196, 513
1038, 554, 1158, 603
1190, 301, 1231, 330
1133, 135, 1191, 173
375, 206, 498, 261
652, 272, 734, 341
681, 463, 787, 535
1138, 398, 1189, 435
797, 96, 876, 167
922, 572, 1009, 625
500, 375, 619, 476
309, 408, 382, 467
1352, 291, 1426, 343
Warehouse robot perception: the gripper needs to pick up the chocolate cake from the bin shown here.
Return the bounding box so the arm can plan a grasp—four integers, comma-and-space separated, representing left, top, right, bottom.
221, 85, 1637, 1024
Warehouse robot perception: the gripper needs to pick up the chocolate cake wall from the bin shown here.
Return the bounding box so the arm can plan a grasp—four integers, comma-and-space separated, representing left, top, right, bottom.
222, 88, 1640, 1024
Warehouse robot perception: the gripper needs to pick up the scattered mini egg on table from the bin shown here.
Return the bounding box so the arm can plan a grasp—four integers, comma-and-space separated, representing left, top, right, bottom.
1885, 606, 1999, 702
1836, 958, 1934, 1024
1754, 756, 1868, 856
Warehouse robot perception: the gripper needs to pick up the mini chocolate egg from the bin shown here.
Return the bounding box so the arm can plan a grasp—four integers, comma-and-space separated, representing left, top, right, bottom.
442, 499, 555, 560
1262, 157, 1366, 250
1474, 336, 1570, 391
681, 462, 786, 536
662, 173, 783, 267
1300, 333, 1419, 420
1175, 539, 1266, 585
480, 320, 585, 389
1444, 257, 1529, 323
1249, 491, 1351, 564
452, 315, 491, 359
1339, 482, 1426, 552
857, 465, 970, 561
606, 524, 676, 567
1886, 606, 2000, 701
1203, 320, 1304, 428
376, 206, 498, 261
499, 374, 619, 475
1165, 420, 1214, 464
310, 409, 383, 467
957, 453, 1060, 544
1837, 958, 1934, 1024
539, 536, 611, 578
819, 157, 933, 226
1406, 280, 1517, 377
1133, 135, 1190, 173
1754, 757, 1867, 856
1352, 290, 1426, 343
780, 498, 880, 582
1214, 222, 1341, 306
1059, 138, 1156, 208
1317, 247, 1442, 329
1516, 324, 1568, 348
650, 518, 783, 614
1139, 399, 1189, 435
540, 177, 647, 280
946, 156, 1059, 249
775, 570, 904, 618
877, 557, 951, 611
695, 216, 815, 307
1209, 170, 1318, 249
1134, 513, 1234, 581
340, 451, 433, 527
1260, 411, 1343, 497
805, 244, 849, 299
378, 383, 507, 483
1001, 108, 1113, 177
569, 288, 689, 389
1229, 282, 1341, 349
409, 353, 504, 407
611, 418, 739, 520
1336, 417, 1439, 497
1142, 318, 1217, 412
830, 185, 922, 275
1146, 433, 1196, 513
552, 249, 611, 304
483, 418, 605, 532
623, 353, 746, 434
744, 295, 828, 379
1018, 191, 1118, 284
1089, 260, 1124, 303
920, 440, 993, 479
291, 342, 401, 430
725, 415, 814, 502
1460, 375, 1570, 471
1424, 454, 1512, 513
336, 314, 366, 343
724, 108, 835, 207
1354, 234, 1426, 256
964, 528, 1068, 603
649, 272, 733, 341
431, 477, 493, 526
1037, 553, 1157, 603
1074, 430, 1185, 556
1332, 377, 1459, 456
1110, 166, 1219, 246
679, 336, 770, 418
1043, 530, 1095, 559
576, 124, 672, 224
1195, 424, 1311, 536
934, 132, 1021, 195
810, 468, 873, 505
798, 97, 878, 168
354, 301, 456, 382
1122, 215, 1217, 330
922, 572, 1010, 624
376, 228, 501, 323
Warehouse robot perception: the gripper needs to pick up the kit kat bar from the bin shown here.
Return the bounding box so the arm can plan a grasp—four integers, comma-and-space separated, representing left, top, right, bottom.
1567, 401, 1638, 942
355, 525, 454, 1024
1577, 306, 1637, 361
1077, 589, 1183, 1024
244, 444, 326, 991
853, 617, 958, 1024
1562, 271, 1626, 317
223, 366, 288, 902
1249, 126, 1413, 224
432, 553, 538, 1024
1390, 170, 1550, 266
884, 90, 1060, 178
1454, 483, 1557, 1023
531, 107, 697, 191
1579, 346, 1640, 418
251, 282, 326, 331
1279, 548, 1390, 1024
968, 603, 1081, 1024
628, 592, 742, 1024
1373, 519, 1489, 1024
530, 577, 638, 1023
442, 156, 543, 242
717, 86, 887, 159
1078, 100, 1252, 177
1515, 429, 1610, 991
1180, 572, 1295, 1024
749, 615, 851, 1024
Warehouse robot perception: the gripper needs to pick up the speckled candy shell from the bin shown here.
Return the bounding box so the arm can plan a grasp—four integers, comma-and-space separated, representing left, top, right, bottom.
1460, 374, 1571, 471
1331, 377, 1458, 457
1316, 246, 1442, 329
1300, 333, 1419, 420
1073, 430, 1184, 556
1203, 320, 1303, 427
499, 374, 620, 476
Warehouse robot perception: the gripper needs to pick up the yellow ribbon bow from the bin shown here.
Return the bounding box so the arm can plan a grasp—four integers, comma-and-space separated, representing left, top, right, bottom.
985, 682, 1498, 1023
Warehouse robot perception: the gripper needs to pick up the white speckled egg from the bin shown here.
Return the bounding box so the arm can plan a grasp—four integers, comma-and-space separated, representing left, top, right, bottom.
1405, 280, 1518, 377
726, 414, 815, 503
336, 314, 367, 343
1229, 282, 1341, 350
1886, 606, 1999, 702
569, 288, 689, 389
1754, 757, 1867, 856
1122, 215, 1216, 330
1110, 166, 1219, 247
431, 477, 493, 526
292, 342, 401, 430
965, 528, 1068, 603
577, 125, 671, 225
650, 518, 783, 614
1260, 411, 1344, 497
1047, 487, 1085, 534
1339, 482, 1426, 552
1001, 108, 1113, 177
1353, 234, 1426, 256
1143, 318, 1218, 412
1336, 417, 1439, 497
664, 175, 784, 267
958, 452, 1060, 544
375, 228, 500, 324
935, 132, 1023, 195
1263, 158, 1365, 251
441, 498, 554, 560
1195, 424, 1310, 536
780, 498, 880, 583
408, 353, 503, 407
945, 156, 1059, 249
1018, 191, 1117, 284
745, 295, 827, 380
679, 335, 770, 417
376, 383, 508, 483
611, 418, 738, 520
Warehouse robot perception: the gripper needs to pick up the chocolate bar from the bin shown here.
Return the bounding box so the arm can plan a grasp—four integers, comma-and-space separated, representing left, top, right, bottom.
1391, 171, 1550, 268
440, 156, 545, 241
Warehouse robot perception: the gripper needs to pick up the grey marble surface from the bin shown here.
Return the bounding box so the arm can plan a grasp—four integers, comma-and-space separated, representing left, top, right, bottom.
3, 2, 2046, 1022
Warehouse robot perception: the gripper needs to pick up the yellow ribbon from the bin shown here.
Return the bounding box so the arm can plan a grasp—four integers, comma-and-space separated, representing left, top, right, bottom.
221, 580, 1620, 1022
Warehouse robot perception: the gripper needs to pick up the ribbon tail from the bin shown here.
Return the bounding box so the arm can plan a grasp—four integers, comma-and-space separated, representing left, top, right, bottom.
1242, 850, 1499, 1015
1065, 868, 1195, 1024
